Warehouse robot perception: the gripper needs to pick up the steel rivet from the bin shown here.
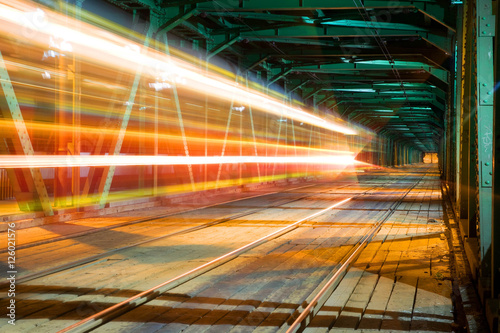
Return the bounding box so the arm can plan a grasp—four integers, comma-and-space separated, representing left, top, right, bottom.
486, 180, 491, 184
487, 24, 491, 27
482, 17, 487, 20
485, 162, 490, 166
483, 83, 487, 87
488, 92, 492, 95
484, 99, 488, 103
490, 172, 493, 175
483, 31, 487, 34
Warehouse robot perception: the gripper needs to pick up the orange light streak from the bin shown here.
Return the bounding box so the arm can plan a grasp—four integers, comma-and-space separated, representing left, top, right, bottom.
0, 120, 354, 155
0, 155, 356, 169
0, 0, 358, 135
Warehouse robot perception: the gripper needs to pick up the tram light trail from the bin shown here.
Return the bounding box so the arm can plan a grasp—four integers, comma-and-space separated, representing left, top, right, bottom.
0, 155, 356, 169
0, 0, 379, 210
0, 0, 360, 135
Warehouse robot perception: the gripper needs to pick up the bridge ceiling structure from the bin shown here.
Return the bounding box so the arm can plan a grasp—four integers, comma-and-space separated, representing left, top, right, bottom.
104, 0, 456, 153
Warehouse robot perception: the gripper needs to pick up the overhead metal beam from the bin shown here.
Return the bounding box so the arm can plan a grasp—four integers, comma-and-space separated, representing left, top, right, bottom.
244, 55, 269, 72
197, 0, 452, 28
316, 94, 336, 106
157, 5, 198, 34
229, 26, 453, 54
207, 34, 240, 58
288, 80, 310, 93
267, 68, 292, 86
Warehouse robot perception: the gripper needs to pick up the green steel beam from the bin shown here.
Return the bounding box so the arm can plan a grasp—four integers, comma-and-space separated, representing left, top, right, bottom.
267, 68, 293, 86
269, 62, 449, 83
207, 34, 240, 58
318, 81, 446, 92
303, 87, 323, 100
197, 0, 452, 28
208, 11, 430, 32
476, 0, 494, 270
243, 37, 338, 47
228, 26, 453, 54
316, 94, 336, 106
244, 55, 270, 72
0, 51, 53, 216
493, 0, 500, 297
331, 97, 444, 110
288, 80, 310, 93
157, 5, 198, 34
180, 20, 212, 39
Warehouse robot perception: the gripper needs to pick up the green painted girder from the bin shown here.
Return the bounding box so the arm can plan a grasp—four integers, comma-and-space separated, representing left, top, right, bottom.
207, 11, 430, 33
288, 80, 311, 93
331, 96, 444, 110
316, 94, 336, 106
287, 74, 449, 91
267, 68, 293, 86
180, 20, 212, 40
156, 0, 212, 7
207, 34, 240, 58
196, 0, 452, 28
271, 62, 450, 83
314, 90, 444, 107
323, 84, 446, 99
244, 56, 270, 72
236, 26, 453, 54
288, 80, 446, 96
303, 87, 324, 100
271, 61, 448, 76
363, 116, 443, 128
240, 47, 449, 65
270, 56, 448, 71
319, 88, 445, 100
243, 37, 339, 47
157, 5, 198, 34
317, 81, 445, 91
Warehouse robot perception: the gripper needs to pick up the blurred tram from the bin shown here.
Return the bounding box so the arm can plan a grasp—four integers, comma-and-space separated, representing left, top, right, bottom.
0, 0, 368, 210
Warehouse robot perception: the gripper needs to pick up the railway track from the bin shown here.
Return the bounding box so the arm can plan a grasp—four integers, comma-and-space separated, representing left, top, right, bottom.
0, 181, 370, 286
0, 168, 438, 332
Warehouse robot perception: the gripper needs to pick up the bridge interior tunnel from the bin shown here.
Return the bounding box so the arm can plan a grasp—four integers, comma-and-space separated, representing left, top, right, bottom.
1, 0, 500, 331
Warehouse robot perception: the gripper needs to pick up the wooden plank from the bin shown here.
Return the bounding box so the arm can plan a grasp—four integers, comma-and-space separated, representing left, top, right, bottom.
379, 276, 418, 331
410, 277, 454, 331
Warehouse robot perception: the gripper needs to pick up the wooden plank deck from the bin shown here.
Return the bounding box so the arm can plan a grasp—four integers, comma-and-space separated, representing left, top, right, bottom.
0, 165, 469, 332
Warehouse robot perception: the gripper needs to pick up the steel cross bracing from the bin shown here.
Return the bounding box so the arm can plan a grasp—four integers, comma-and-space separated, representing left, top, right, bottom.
1, 0, 456, 230
99, 0, 454, 155
0, 51, 53, 216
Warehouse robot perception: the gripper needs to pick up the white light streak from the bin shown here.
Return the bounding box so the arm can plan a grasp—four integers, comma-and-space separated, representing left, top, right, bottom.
0, 155, 356, 169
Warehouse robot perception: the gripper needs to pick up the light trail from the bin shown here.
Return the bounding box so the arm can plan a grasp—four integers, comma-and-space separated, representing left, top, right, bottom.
0, 0, 358, 135
0, 155, 357, 169
0, 120, 356, 156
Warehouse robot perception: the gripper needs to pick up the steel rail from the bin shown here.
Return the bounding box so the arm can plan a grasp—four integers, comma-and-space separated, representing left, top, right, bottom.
282, 169, 429, 333
57, 173, 407, 333
57, 196, 354, 333
0, 183, 319, 254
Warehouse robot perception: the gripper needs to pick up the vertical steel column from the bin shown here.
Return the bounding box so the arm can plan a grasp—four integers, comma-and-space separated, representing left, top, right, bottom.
492, 0, 500, 298
476, 0, 495, 272
459, 0, 478, 237
0, 52, 53, 216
